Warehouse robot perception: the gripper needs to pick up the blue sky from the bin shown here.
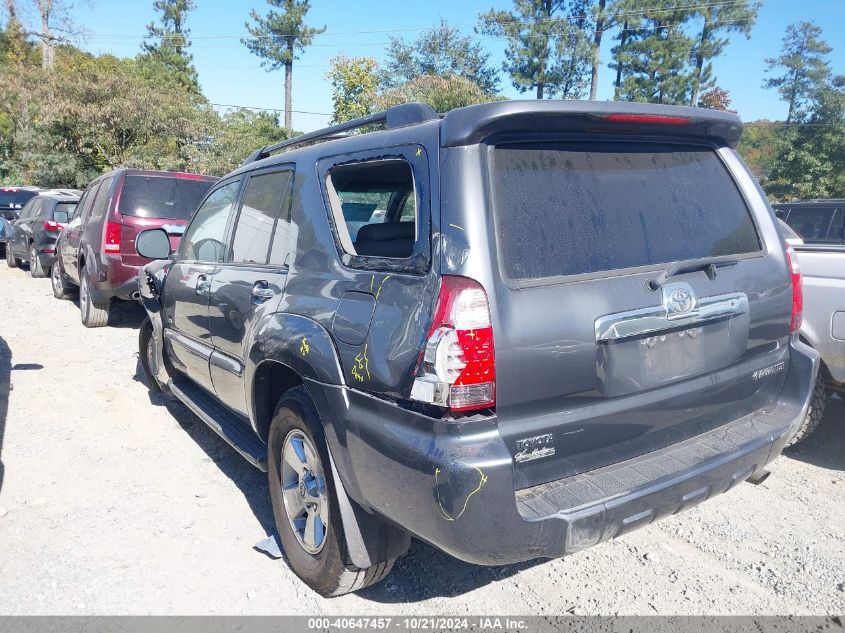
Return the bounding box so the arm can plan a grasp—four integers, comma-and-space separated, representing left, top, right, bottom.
50, 0, 845, 132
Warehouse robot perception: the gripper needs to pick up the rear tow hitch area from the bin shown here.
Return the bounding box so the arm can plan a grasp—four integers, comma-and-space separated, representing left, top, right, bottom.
746, 469, 771, 485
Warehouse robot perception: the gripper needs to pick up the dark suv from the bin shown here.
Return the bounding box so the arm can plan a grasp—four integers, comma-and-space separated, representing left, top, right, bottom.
135, 101, 819, 597
4, 191, 78, 276
53, 169, 218, 326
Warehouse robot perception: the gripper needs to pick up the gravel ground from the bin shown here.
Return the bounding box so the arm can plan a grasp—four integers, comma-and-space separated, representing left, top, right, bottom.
0, 262, 843, 616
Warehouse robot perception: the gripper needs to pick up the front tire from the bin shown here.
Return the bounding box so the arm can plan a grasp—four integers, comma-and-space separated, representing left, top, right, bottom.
788, 372, 827, 446
267, 386, 394, 597
79, 269, 110, 328
29, 245, 47, 278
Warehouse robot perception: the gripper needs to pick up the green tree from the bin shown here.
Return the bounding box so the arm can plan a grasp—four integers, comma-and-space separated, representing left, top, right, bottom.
383, 18, 499, 94
737, 121, 781, 182
326, 55, 379, 123
242, 0, 325, 131
611, 0, 695, 105
139, 0, 200, 93
766, 77, 845, 200
478, 0, 591, 99
374, 75, 503, 113
763, 22, 832, 124
689, 1, 759, 107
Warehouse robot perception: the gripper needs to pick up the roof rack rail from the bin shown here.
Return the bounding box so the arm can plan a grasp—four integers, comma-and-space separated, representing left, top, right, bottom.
242, 102, 439, 165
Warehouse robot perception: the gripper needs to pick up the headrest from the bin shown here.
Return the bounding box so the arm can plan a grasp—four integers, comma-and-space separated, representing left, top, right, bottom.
356, 222, 415, 242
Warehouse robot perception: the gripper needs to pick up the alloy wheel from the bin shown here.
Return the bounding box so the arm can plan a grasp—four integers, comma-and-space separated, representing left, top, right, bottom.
279, 429, 329, 554
51, 260, 62, 294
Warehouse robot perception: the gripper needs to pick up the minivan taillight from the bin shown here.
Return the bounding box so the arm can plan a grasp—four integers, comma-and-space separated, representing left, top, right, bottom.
104, 221, 121, 253
785, 244, 803, 332
411, 276, 495, 413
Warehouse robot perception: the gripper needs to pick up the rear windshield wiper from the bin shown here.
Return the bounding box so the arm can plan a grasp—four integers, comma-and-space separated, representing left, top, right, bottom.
648, 257, 740, 290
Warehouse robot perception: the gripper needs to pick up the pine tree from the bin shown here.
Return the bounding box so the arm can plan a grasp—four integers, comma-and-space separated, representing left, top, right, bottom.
242, 0, 325, 131
140, 0, 200, 93
478, 0, 592, 100
763, 22, 832, 124
610, 0, 695, 105
689, 1, 759, 107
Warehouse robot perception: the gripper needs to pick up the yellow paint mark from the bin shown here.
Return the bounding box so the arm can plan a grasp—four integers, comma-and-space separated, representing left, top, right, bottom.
375, 274, 392, 301
351, 342, 370, 382
448, 223, 464, 231
434, 466, 488, 522
299, 337, 310, 357
370, 274, 375, 293
415, 147, 422, 157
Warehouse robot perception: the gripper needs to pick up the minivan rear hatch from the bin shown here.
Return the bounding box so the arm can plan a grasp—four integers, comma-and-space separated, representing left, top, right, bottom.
459, 119, 792, 489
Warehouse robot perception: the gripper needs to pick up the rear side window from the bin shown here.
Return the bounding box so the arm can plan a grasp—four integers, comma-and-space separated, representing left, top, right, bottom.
492, 142, 761, 281
785, 207, 842, 243
230, 170, 292, 264
119, 175, 214, 220
89, 178, 113, 219
326, 159, 416, 258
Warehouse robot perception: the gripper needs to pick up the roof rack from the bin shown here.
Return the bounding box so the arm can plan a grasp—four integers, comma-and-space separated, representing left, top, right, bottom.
242, 102, 439, 165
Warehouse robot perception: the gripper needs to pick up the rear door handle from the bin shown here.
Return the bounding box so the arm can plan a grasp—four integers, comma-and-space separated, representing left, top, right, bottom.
195, 274, 211, 296
251, 281, 275, 304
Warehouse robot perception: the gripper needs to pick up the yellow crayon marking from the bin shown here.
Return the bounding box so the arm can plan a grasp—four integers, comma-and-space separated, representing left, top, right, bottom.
415, 148, 422, 157
434, 466, 488, 522
299, 337, 310, 357
375, 274, 392, 301
448, 223, 464, 231
351, 342, 370, 382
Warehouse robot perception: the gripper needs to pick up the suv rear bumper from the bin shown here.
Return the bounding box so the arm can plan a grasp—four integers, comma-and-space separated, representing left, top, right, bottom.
90, 255, 141, 301
307, 338, 818, 566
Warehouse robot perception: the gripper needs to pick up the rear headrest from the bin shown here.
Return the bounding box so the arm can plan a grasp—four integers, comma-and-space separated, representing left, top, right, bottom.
356, 222, 414, 242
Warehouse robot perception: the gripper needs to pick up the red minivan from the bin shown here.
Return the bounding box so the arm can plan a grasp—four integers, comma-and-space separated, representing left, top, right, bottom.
53, 169, 218, 327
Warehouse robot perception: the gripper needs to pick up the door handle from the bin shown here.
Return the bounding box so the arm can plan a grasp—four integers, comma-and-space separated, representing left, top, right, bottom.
195, 274, 211, 296
251, 281, 275, 304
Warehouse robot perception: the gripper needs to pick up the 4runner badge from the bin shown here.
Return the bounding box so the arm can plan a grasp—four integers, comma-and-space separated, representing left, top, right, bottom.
514, 434, 555, 463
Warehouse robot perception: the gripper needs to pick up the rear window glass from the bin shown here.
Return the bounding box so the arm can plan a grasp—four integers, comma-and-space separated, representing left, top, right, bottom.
0, 190, 37, 208
119, 176, 214, 220
492, 142, 761, 281
54, 202, 76, 222
784, 207, 843, 243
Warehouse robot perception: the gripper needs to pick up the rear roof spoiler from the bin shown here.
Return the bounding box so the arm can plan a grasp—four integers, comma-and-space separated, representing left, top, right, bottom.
440, 100, 744, 148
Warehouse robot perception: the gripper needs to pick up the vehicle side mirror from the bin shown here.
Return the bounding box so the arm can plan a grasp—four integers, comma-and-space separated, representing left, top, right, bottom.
136, 228, 172, 260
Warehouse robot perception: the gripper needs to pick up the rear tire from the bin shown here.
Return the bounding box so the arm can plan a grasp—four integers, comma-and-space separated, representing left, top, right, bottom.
6, 244, 18, 268
79, 269, 110, 328
29, 245, 47, 278
267, 386, 395, 597
139, 318, 163, 393
788, 373, 827, 446
51, 257, 76, 300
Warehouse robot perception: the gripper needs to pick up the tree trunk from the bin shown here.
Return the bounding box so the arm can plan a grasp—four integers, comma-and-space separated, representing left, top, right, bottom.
5, 0, 16, 21
38, 0, 54, 71
614, 20, 628, 92
589, 0, 606, 100
689, 18, 710, 107
284, 39, 293, 131
537, 83, 544, 99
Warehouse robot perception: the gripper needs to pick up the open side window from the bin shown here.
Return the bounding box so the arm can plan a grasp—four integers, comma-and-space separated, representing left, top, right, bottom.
321, 146, 430, 274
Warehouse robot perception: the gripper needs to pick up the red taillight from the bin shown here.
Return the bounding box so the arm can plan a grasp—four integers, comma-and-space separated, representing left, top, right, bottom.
411, 276, 495, 413
42, 220, 64, 231
603, 113, 691, 125
785, 244, 803, 332
104, 221, 121, 253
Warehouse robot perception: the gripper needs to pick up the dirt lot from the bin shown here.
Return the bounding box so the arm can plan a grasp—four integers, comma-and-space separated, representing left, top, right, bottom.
0, 262, 843, 616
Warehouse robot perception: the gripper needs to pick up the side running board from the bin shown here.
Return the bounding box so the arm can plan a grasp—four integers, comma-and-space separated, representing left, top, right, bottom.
169, 378, 268, 471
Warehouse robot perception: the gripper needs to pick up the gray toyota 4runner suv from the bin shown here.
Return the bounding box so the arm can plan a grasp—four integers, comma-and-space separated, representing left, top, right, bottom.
135, 101, 819, 597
